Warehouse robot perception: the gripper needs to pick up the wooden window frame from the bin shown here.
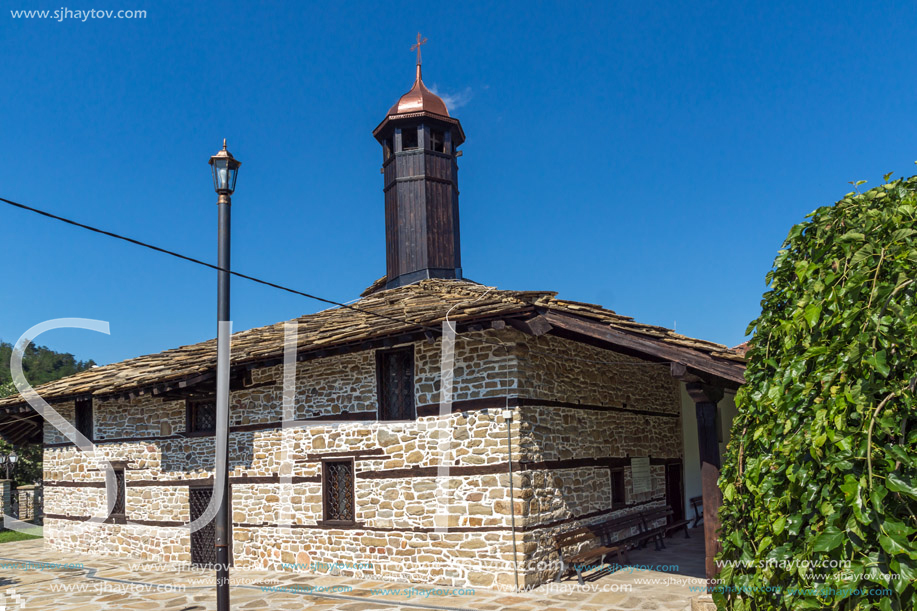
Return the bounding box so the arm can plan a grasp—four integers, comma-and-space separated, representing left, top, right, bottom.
430, 129, 445, 153
75, 396, 93, 441
376, 346, 416, 422
186, 397, 216, 436
320, 458, 356, 525
610, 468, 627, 508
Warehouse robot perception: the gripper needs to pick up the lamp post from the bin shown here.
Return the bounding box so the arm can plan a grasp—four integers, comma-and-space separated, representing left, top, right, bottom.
209, 139, 240, 611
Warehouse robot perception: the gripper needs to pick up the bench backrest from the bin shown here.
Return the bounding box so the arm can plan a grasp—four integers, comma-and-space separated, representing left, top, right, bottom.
641, 506, 675, 528
555, 514, 646, 550
554, 526, 599, 549
595, 515, 644, 544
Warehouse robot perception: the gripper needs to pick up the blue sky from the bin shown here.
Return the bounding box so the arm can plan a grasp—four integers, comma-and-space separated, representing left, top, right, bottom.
2, 1, 916, 366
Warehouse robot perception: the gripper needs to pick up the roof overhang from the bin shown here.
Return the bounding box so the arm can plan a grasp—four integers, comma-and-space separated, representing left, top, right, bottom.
538, 310, 746, 389
372, 111, 465, 146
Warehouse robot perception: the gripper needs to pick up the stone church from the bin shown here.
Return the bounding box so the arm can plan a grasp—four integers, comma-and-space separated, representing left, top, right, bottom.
0, 58, 745, 589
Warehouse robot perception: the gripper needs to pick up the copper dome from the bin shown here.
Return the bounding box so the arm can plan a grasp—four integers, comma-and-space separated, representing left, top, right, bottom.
386, 64, 450, 118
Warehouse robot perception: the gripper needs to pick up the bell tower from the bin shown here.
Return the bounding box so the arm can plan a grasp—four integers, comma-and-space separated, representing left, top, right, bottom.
373, 38, 465, 289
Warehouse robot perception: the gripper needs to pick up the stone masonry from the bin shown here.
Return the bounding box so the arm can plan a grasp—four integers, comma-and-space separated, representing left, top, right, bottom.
43, 328, 683, 589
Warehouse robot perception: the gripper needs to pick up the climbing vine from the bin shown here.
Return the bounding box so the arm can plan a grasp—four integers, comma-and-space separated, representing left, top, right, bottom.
716, 174, 917, 610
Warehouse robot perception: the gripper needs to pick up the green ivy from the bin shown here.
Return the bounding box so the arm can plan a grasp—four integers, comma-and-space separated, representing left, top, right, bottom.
717, 174, 917, 610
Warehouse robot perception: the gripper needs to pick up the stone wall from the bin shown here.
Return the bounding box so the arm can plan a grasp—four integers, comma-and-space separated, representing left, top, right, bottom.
43, 334, 518, 584
44, 518, 189, 563
511, 334, 683, 586
233, 526, 521, 588
14, 485, 40, 522
43, 328, 683, 589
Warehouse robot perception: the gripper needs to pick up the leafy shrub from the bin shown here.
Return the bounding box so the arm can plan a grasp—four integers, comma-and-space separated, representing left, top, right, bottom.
717, 174, 917, 610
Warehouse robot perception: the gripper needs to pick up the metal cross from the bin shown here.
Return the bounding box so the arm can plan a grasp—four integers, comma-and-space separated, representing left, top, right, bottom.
411, 32, 428, 65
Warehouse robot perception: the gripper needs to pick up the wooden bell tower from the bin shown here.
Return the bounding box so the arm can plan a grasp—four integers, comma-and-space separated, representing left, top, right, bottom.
373, 44, 466, 289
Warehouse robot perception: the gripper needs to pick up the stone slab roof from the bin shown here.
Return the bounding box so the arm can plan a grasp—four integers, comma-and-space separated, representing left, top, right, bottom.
0, 278, 745, 410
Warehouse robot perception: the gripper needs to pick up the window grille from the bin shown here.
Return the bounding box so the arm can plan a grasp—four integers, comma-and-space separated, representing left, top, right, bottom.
188, 398, 216, 433
110, 466, 126, 521
323, 460, 355, 522
189, 486, 216, 567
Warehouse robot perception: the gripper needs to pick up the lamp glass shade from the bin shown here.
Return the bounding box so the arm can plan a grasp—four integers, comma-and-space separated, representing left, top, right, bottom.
211, 158, 238, 194
209, 141, 241, 195
229, 164, 239, 193
8, 453, 17, 465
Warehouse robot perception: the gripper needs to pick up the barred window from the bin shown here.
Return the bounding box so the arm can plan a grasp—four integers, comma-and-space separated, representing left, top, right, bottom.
75, 397, 93, 440
323, 460, 355, 522
187, 398, 216, 434
110, 466, 126, 522
377, 347, 415, 421
189, 486, 217, 567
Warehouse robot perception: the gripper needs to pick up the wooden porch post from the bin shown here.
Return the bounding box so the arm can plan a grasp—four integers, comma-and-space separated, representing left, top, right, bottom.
686, 382, 724, 585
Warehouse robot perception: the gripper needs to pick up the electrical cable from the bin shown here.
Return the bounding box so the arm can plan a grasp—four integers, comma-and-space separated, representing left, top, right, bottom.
0, 195, 682, 370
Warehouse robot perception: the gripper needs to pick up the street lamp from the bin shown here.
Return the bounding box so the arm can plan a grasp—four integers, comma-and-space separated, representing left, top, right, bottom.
209, 139, 239, 611
209, 139, 241, 201
0, 451, 17, 480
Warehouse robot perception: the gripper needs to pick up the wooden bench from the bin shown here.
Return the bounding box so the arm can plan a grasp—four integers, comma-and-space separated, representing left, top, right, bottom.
554, 514, 646, 585
690, 495, 703, 527
640, 506, 691, 549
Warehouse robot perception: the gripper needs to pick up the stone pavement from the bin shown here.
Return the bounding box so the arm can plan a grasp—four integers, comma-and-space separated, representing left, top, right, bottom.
0, 533, 708, 610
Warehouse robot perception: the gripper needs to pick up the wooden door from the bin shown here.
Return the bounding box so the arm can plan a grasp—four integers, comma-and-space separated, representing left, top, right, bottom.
665, 462, 685, 522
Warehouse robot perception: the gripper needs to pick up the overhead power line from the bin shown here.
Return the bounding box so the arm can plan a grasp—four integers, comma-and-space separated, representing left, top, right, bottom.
0, 195, 423, 329
0, 195, 675, 369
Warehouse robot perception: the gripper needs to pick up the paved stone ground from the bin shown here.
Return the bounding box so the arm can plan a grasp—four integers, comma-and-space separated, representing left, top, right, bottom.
0, 531, 707, 610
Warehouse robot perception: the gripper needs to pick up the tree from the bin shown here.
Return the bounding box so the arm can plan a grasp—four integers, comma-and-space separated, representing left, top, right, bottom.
717, 174, 917, 610
0, 341, 95, 388
0, 341, 96, 486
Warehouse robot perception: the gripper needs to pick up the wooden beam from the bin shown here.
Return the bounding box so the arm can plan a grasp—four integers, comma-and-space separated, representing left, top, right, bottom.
1, 419, 41, 445
543, 311, 745, 387
670, 362, 688, 379
686, 381, 725, 585
505, 315, 553, 337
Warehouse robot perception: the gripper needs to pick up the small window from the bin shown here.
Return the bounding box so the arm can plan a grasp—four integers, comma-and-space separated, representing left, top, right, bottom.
110, 466, 126, 522
377, 347, 415, 421
610, 469, 626, 507
75, 397, 93, 440
430, 130, 445, 153
187, 398, 216, 434
383, 137, 393, 160
401, 127, 418, 150
323, 460, 355, 522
